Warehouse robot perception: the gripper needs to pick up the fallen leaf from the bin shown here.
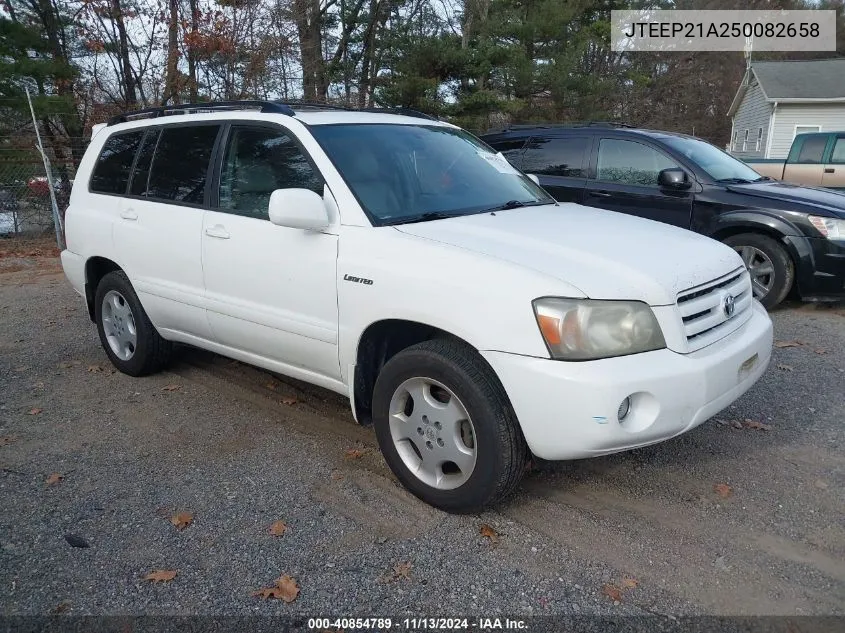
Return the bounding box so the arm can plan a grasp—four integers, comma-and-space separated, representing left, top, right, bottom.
253, 575, 299, 602
170, 512, 193, 531
264, 381, 277, 390
776, 363, 794, 372
774, 340, 802, 348
0, 436, 17, 447
269, 520, 287, 537
602, 583, 623, 602
479, 524, 499, 544
393, 561, 412, 580
64, 534, 89, 548
714, 483, 733, 498
280, 396, 298, 406
28, 407, 43, 415
814, 348, 828, 355
144, 569, 177, 583
743, 419, 772, 431
161, 384, 182, 392
46, 473, 64, 485
344, 448, 368, 460
51, 601, 71, 614
621, 577, 639, 590
86, 364, 104, 373
330, 470, 344, 481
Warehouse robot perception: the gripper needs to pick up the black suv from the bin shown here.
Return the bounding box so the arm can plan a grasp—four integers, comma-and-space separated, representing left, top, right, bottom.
481, 124, 845, 309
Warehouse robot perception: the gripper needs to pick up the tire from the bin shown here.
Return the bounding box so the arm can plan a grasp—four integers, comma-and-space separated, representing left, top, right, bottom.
372, 338, 528, 513
94, 270, 172, 376
724, 233, 794, 309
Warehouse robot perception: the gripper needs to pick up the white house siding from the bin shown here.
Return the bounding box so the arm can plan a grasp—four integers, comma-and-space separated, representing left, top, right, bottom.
768, 103, 845, 159
731, 79, 772, 159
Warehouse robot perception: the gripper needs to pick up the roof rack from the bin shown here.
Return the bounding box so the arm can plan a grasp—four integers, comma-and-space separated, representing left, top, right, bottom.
107, 99, 440, 127
505, 121, 634, 130
107, 100, 296, 126
360, 107, 438, 121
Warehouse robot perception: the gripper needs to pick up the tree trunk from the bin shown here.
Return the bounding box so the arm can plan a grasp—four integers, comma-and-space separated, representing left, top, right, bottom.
109, 0, 137, 106
163, 0, 180, 104
187, 0, 199, 100
292, 0, 323, 101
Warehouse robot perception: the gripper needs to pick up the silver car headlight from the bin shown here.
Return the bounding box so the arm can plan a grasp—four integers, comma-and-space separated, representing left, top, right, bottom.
533, 298, 666, 360
808, 215, 845, 240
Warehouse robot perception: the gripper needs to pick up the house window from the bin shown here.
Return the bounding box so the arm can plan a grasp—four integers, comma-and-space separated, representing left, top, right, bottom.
733, 130, 739, 151
742, 129, 749, 151
795, 125, 821, 139
755, 128, 763, 152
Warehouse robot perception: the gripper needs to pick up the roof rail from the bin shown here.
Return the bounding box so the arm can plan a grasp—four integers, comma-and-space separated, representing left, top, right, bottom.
505, 121, 634, 130
276, 100, 351, 111
360, 107, 438, 121
107, 100, 295, 126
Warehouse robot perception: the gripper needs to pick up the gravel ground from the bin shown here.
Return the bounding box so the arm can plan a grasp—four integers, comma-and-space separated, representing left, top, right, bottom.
1, 242, 844, 621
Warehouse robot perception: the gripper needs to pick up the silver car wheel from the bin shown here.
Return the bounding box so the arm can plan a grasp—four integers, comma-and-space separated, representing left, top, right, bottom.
101, 290, 137, 361
735, 245, 775, 299
388, 377, 477, 490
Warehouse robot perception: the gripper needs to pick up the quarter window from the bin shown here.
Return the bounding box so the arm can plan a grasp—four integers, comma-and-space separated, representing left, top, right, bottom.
129, 129, 159, 196
830, 138, 845, 164
522, 137, 589, 178
218, 126, 323, 220
796, 136, 827, 164
146, 125, 220, 204
595, 139, 678, 187
89, 131, 144, 195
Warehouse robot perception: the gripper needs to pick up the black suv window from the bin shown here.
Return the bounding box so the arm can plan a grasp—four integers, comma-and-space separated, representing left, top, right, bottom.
146, 125, 220, 204
90, 131, 144, 194
488, 139, 527, 169
128, 130, 159, 196
596, 138, 678, 186
218, 126, 323, 219
522, 137, 589, 178
796, 136, 827, 164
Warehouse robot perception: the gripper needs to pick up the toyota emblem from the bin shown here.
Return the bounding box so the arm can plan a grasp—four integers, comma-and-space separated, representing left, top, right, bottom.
723, 294, 736, 317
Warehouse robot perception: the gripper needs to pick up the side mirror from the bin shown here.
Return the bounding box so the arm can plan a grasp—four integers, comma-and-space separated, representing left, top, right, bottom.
268, 188, 329, 230
658, 168, 691, 190
526, 174, 540, 185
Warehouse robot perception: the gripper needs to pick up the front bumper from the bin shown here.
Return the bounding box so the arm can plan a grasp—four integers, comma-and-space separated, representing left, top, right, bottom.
482, 301, 773, 461
794, 236, 845, 300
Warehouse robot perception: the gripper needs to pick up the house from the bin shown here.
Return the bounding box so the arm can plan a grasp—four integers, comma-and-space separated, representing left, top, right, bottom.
727, 58, 845, 160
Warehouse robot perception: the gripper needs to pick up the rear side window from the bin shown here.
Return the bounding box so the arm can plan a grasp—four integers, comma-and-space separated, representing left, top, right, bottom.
796, 136, 827, 164
522, 137, 589, 177
146, 125, 220, 204
831, 137, 845, 164
218, 126, 323, 219
89, 131, 144, 194
129, 129, 159, 196
595, 138, 677, 186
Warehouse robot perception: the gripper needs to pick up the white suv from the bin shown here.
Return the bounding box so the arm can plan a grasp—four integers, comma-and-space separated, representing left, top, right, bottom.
61, 101, 773, 512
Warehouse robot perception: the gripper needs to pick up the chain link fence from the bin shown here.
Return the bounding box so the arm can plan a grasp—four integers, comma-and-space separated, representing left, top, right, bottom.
0, 136, 76, 239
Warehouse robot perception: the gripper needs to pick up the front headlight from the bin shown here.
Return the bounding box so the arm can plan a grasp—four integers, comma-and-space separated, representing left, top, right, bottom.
808, 215, 845, 240
533, 298, 666, 361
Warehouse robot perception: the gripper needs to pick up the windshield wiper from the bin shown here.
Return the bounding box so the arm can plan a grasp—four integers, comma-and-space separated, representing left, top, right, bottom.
716, 178, 754, 184
753, 176, 773, 182
382, 211, 461, 226
480, 199, 551, 213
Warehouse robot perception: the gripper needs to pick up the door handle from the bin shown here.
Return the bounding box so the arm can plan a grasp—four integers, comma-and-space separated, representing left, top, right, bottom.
591, 191, 612, 198
205, 225, 230, 239
824, 168, 835, 174
120, 209, 138, 221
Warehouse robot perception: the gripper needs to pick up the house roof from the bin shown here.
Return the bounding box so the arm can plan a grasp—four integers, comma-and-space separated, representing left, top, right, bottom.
728, 58, 845, 117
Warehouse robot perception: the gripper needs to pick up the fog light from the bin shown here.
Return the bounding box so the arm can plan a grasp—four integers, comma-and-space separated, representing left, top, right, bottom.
617, 397, 631, 421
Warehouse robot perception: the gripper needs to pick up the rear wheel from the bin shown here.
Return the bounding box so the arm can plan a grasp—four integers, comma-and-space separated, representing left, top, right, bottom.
94, 270, 172, 376
724, 233, 794, 309
372, 339, 528, 513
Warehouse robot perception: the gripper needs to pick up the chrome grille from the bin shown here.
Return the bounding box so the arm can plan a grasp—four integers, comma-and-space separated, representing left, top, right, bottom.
677, 268, 752, 351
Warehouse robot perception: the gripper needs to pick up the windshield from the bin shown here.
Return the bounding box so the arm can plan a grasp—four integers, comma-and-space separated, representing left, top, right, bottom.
309, 124, 553, 225
663, 136, 765, 182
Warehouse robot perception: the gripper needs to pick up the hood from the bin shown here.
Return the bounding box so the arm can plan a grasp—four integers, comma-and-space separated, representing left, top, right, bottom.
726, 181, 845, 217
395, 204, 743, 306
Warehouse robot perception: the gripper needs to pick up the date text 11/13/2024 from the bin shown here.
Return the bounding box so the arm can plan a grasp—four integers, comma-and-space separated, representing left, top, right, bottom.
306, 617, 528, 630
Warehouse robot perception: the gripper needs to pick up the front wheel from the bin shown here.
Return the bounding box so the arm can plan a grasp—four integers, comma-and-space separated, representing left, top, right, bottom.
371, 339, 528, 513
724, 233, 794, 309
